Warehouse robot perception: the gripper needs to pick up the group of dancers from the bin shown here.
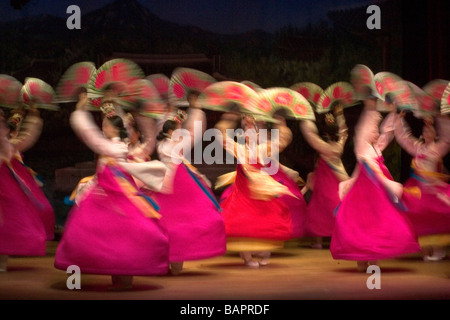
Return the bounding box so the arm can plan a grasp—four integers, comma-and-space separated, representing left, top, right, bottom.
0, 62, 449, 290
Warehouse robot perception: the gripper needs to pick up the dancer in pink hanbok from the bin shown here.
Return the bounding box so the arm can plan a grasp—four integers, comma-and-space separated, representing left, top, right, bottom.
147, 92, 226, 275
54, 94, 169, 289
215, 111, 307, 268
395, 111, 450, 261
300, 104, 350, 249
6, 109, 55, 241
330, 98, 421, 271
0, 106, 53, 272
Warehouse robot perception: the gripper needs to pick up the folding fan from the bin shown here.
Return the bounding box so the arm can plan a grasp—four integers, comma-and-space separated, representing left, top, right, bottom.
316, 82, 357, 114
88, 58, 145, 96
169, 67, 217, 107
20, 78, 59, 111
440, 82, 450, 115
373, 72, 417, 111
0, 74, 22, 108
350, 64, 383, 101
197, 81, 259, 113
119, 78, 166, 118
406, 81, 437, 118
423, 79, 449, 103
290, 82, 323, 109
56, 61, 96, 103
241, 80, 263, 92
243, 87, 315, 122
146, 74, 170, 102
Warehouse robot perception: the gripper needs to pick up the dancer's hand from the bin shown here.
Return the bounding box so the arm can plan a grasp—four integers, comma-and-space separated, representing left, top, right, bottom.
76, 92, 89, 111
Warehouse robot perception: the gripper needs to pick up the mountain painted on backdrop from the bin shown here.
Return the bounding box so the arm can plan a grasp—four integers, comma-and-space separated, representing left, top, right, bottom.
0, 0, 274, 55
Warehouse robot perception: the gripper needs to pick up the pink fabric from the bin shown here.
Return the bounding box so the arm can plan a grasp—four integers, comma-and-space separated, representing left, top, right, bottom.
330, 158, 421, 261
0, 161, 47, 256
269, 165, 307, 238
54, 164, 169, 276
220, 164, 307, 241
12, 159, 55, 240
402, 177, 450, 236
305, 158, 340, 237
148, 163, 226, 262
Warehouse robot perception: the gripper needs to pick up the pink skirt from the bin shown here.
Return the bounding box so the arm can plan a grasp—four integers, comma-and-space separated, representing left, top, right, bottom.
13, 160, 55, 240
402, 177, 450, 236
54, 164, 169, 276
148, 163, 226, 262
220, 164, 307, 241
330, 160, 421, 261
0, 161, 47, 256
305, 158, 341, 237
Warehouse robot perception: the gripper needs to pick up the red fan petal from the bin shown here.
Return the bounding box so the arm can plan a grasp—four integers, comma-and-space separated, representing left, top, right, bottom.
95, 70, 107, 90
297, 87, 310, 100
41, 92, 53, 104
224, 85, 245, 100
75, 66, 92, 84
111, 62, 129, 82
29, 82, 42, 97
173, 83, 185, 99
181, 72, 200, 89
332, 86, 343, 99
61, 80, 75, 98
274, 92, 293, 106
375, 81, 384, 96
344, 92, 354, 104
322, 96, 331, 109
206, 92, 223, 106
421, 95, 437, 111
313, 93, 321, 104
153, 78, 169, 94
22, 92, 30, 104
384, 77, 397, 91
293, 103, 307, 116
259, 99, 272, 112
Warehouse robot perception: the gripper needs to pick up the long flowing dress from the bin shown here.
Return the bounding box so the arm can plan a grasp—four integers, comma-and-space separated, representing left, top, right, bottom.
300, 114, 350, 237
147, 108, 227, 263
395, 115, 450, 247
217, 120, 307, 251
54, 110, 169, 276
0, 114, 53, 256
330, 108, 421, 261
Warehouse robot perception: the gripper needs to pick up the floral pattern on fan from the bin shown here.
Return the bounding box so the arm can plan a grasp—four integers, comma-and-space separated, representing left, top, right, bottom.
290, 82, 323, 108
244, 87, 315, 121
351, 64, 383, 100
146, 74, 170, 101
20, 78, 59, 110
56, 62, 96, 102
120, 79, 166, 118
0, 74, 22, 108
423, 79, 449, 104
374, 72, 417, 111
169, 68, 217, 106
89, 59, 144, 95
197, 81, 258, 112
316, 82, 357, 114
406, 81, 439, 118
